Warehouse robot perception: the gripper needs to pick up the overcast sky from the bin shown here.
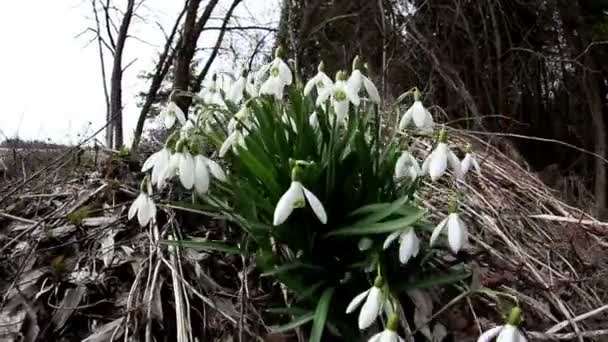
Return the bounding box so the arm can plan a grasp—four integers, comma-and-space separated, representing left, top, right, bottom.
0, 0, 278, 145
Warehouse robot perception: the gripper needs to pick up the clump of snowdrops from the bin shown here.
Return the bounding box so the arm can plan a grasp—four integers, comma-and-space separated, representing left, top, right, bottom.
129, 48, 526, 341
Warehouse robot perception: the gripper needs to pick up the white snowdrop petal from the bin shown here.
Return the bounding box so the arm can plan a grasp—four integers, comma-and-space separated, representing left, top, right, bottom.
316, 86, 332, 105
345, 81, 361, 106
380, 330, 398, 342
302, 184, 327, 224
273, 182, 304, 226
368, 332, 382, 342
304, 74, 318, 96
394, 152, 408, 179
220, 132, 238, 157
461, 154, 472, 176
363, 76, 381, 103
319, 73, 333, 88
346, 289, 371, 313
164, 110, 176, 129
128, 194, 143, 220
142, 152, 158, 172
398, 109, 412, 131
383, 230, 401, 249
174, 104, 186, 124
448, 150, 462, 178
137, 195, 150, 226
179, 153, 195, 189
447, 213, 465, 254
430, 217, 448, 247
429, 144, 448, 181
194, 156, 210, 194
497, 325, 517, 342
477, 326, 503, 342
399, 229, 417, 264
205, 158, 226, 181
333, 99, 349, 123
411, 101, 427, 128
516, 331, 527, 342
278, 59, 293, 85
359, 287, 382, 329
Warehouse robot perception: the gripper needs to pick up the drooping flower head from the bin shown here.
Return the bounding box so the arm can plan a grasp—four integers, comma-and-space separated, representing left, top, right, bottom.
317, 70, 360, 124
398, 88, 434, 133
200, 73, 225, 106
142, 131, 179, 190
347, 56, 381, 104
478, 307, 527, 342
383, 228, 420, 264
460, 143, 482, 179
421, 127, 461, 181
227, 69, 257, 104
430, 196, 468, 254
160, 101, 186, 129
346, 275, 389, 330
394, 150, 421, 181
273, 162, 327, 226
304, 61, 333, 96
260, 47, 293, 99
128, 176, 157, 227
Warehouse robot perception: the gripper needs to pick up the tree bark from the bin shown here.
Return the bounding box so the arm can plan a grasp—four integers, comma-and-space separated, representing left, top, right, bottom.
172, 0, 219, 115
91, 0, 112, 148
108, 0, 135, 148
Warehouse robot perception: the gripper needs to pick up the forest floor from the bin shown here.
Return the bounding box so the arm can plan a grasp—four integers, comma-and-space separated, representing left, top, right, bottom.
1, 134, 608, 341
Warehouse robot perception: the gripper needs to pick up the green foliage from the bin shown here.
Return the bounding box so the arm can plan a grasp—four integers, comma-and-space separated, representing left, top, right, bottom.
67, 206, 92, 225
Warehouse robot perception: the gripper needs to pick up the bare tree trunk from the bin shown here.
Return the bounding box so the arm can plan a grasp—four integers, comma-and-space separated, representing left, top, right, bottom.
173, 0, 219, 115
107, 0, 135, 149
131, 4, 188, 151
91, 0, 112, 148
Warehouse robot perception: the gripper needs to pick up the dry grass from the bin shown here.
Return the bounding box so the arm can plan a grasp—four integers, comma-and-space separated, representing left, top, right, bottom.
1, 131, 607, 341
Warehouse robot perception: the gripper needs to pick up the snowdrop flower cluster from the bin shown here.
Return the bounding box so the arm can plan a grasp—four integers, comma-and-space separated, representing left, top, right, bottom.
128, 177, 157, 227
478, 307, 527, 342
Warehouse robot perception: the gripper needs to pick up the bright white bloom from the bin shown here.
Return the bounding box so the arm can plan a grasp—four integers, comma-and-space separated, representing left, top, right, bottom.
383, 228, 420, 264
478, 325, 527, 342
200, 75, 224, 106
304, 62, 333, 96
160, 102, 186, 129
421, 143, 461, 181
430, 212, 468, 254
170, 150, 195, 190
317, 72, 360, 123
394, 151, 421, 181
128, 183, 156, 227
309, 111, 319, 128
192, 154, 226, 194
398, 100, 434, 133
461, 152, 482, 178
227, 71, 257, 103
346, 284, 385, 330
348, 69, 381, 104
219, 130, 247, 157
260, 56, 293, 99
368, 329, 405, 342
273, 181, 327, 225
142, 147, 172, 189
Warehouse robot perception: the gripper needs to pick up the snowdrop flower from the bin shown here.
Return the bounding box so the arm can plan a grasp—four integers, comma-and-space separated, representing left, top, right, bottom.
219, 129, 247, 157
430, 209, 468, 254
200, 74, 224, 106
128, 177, 157, 227
347, 56, 381, 104
179, 119, 196, 139
478, 308, 526, 342
192, 155, 226, 194
461, 145, 482, 178
304, 61, 333, 96
383, 228, 420, 264
142, 147, 172, 189
398, 92, 434, 132
169, 144, 195, 190
309, 111, 319, 128
227, 70, 257, 103
160, 101, 186, 129
394, 151, 421, 181
273, 177, 327, 226
358, 237, 373, 251
317, 71, 360, 123
228, 102, 252, 133
421, 129, 461, 181
346, 276, 386, 330
368, 313, 405, 342
260, 48, 293, 99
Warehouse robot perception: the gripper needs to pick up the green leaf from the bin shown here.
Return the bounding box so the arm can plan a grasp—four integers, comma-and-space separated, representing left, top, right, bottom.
326, 207, 425, 237
270, 313, 315, 333
349, 195, 410, 226
310, 287, 334, 342
296, 281, 326, 301
261, 262, 325, 277
160, 239, 240, 255
347, 202, 390, 217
